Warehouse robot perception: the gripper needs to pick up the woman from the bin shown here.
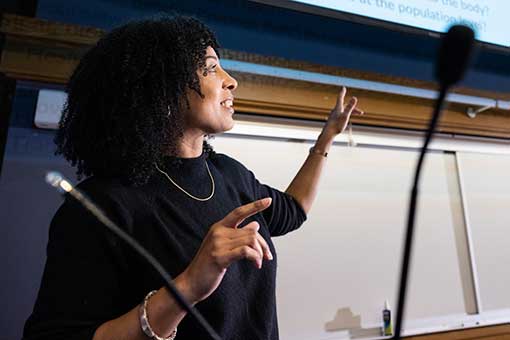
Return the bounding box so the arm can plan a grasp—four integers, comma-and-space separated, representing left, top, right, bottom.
23, 16, 362, 340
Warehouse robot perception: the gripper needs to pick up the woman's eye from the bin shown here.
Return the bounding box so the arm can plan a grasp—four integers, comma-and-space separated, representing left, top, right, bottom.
202, 64, 217, 77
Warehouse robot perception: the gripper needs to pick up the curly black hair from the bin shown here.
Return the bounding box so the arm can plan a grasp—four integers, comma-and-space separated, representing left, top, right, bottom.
55, 15, 219, 185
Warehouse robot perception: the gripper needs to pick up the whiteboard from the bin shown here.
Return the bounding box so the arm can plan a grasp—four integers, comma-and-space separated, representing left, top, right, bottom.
211, 133, 469, 339
457, 152, 510, 312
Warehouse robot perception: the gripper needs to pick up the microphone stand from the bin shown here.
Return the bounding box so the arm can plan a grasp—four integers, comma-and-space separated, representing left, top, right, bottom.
392, 23, 475, 339
393, 85, 449, 339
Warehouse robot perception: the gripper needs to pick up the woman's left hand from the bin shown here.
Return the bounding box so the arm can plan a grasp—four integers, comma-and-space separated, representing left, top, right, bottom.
323, 87, 364, 137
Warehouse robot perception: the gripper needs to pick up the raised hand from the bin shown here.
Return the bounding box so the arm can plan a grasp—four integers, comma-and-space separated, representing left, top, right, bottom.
180, 198, 273, 303
323, 87, 364, 137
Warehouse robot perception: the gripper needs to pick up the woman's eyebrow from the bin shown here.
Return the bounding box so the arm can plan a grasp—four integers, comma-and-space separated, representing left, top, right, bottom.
205, 56, 218, 61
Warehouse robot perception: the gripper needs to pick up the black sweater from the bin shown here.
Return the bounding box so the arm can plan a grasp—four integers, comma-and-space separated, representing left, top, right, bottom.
23, 152, 306, 340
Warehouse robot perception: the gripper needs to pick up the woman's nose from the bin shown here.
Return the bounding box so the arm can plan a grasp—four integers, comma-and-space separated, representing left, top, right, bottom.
223, 70, 238, 91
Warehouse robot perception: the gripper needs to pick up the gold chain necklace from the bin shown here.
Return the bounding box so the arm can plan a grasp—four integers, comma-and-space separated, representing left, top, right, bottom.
154, 161, 215, 201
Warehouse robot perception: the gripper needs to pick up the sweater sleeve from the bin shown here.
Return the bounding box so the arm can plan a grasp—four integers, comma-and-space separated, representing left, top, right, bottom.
253, 177, 307, 237
23, 187, 133, 340
215, 154, 307, 237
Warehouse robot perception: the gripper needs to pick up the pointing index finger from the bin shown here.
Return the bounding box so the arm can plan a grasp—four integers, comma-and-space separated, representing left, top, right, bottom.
221, 197, 272, 228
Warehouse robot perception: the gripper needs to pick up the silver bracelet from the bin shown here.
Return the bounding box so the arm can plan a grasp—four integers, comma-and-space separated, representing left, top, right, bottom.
139, 290, 177, 340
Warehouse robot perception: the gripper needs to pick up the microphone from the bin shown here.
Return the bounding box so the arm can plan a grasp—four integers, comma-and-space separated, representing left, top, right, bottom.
45, 172, 222, 340
436, 25, 476, 88
393, 25, 476, 340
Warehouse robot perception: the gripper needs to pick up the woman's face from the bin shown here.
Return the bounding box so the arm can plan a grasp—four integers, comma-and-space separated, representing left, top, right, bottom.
184, 46, 238, 135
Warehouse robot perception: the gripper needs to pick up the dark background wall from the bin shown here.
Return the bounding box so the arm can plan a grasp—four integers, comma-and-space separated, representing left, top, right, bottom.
1, 1, 509, 339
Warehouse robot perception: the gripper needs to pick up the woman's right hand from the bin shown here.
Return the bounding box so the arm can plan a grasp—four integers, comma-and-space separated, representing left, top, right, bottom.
178, 197, 274, 304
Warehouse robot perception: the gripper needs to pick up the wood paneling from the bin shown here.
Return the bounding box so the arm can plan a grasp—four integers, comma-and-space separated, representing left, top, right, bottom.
1, 13, 509, 138
406, 324, 510, 340
232, 72, 510, 138
0, 14, 96, 83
